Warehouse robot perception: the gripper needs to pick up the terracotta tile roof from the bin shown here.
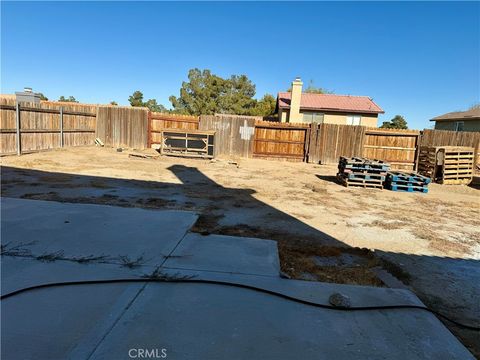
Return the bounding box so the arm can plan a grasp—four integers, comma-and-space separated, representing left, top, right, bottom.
430, 108, 480, 121
277, 92, 384, 114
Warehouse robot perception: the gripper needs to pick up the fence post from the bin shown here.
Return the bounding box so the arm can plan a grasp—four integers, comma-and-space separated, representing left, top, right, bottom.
304, 124, 312, 162
415, 131, 422, 172
60, 106, 64, 148
15, 103, 21, 155
147, 111, 152, 148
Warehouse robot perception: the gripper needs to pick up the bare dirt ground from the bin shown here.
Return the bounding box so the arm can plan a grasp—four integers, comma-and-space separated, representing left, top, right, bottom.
1, 146, 479, 356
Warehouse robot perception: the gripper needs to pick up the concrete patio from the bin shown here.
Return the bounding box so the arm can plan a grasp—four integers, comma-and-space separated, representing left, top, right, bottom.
1, 198, 474, 359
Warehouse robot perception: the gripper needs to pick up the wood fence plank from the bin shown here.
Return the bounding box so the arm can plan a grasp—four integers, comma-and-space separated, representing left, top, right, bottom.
96, 106, 148, 149
1, 97, 97, 155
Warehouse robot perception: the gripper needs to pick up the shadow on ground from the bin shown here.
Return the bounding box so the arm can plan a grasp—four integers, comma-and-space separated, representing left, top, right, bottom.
315, 174, 340, 185
1, 164, 478, 357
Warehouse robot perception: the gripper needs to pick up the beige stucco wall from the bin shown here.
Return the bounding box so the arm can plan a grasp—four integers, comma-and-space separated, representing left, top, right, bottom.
279, 109, 378, 127
323, 113, 378, 127
279, 108, 289, 122
434, 120, 480, 132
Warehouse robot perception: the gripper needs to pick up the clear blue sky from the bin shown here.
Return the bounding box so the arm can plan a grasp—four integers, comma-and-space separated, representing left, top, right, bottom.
2, 1, 479, 129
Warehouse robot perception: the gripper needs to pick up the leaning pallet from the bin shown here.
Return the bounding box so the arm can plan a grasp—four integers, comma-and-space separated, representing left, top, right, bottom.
417, 147, 437, 179
158, 129, 215, 159
418, 146, 474, 185
337, 157, 390, 189
385, 171, 431, 193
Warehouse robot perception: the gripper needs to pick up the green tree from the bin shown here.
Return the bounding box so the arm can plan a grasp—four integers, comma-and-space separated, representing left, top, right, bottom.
169, 69, 226, 115
380, 115, 408, 129
110, 101, 118, 106
128, 91, 169, 112
38, 93, 48, 101
144, 99, 168, 113
218, 74, 257, 115
170, 68, 265, 116
250, 94, 277, 116
128, 91, 145, 107
58, 96, 78, 103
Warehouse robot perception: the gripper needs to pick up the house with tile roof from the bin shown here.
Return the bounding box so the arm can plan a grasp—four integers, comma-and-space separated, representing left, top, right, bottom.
276, 78, 384, 127
430, 107, 480, 132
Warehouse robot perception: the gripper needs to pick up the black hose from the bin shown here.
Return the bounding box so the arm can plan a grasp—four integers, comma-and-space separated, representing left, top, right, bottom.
1, 277, 478, 331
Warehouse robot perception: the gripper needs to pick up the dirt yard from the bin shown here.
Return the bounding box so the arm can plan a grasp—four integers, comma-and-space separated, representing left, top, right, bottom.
1, 146, 479, 355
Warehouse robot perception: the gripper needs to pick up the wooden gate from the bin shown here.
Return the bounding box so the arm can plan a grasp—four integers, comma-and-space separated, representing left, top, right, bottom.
307, 123, 366, 164
363, 129, 420, 171
199, 115, 256, 158
253, 121, 309, 161
96, 106, 147, 149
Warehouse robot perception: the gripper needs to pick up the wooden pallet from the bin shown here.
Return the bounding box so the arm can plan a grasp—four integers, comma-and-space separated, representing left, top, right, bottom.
386, 171, 431, 184
385, 183, 428, 193
439, 147, 474, 185
339, 166, 388, 175
158, 129, 215, 159
385, 179, 427, 187
339, 156, 390, 171
339, 164, 390, 172
417, 147, 438, 179
337, 175, 383, 189
417, 146, 474, 185
342, 172, 386, 181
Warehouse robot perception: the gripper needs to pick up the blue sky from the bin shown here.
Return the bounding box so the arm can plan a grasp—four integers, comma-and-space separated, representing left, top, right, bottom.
1, 1, 479, 129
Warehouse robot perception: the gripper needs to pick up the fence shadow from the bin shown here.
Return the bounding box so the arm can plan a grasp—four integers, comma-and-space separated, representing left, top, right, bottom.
0, 164, 478, 356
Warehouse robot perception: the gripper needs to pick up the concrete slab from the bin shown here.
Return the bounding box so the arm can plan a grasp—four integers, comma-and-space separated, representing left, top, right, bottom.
85, 281, 474, 360
1, 282, 144, 360
1, 197, 474, 359
164, 232, 280, 277
1, 197, 198, 266
0, 256, 150, 296
2, 264, 474, 359
155, 268, 424, 308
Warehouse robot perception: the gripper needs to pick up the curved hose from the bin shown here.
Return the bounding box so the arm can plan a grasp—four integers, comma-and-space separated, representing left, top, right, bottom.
1, 277, 478, 331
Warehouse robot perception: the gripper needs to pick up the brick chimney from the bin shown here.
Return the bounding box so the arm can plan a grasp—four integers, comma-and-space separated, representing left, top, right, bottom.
289, 77, 303, 122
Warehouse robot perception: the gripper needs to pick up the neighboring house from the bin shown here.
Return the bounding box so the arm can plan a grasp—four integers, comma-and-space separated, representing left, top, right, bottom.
430, 107, 480, 132
276, 78, 384, 127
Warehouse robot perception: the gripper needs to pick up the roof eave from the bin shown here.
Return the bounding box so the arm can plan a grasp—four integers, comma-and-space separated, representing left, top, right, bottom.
279, 105, 383, 114
431, 117, 480, 122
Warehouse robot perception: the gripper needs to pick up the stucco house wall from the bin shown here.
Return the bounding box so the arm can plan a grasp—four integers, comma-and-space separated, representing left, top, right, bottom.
279, 109, 378, 127
279, 108, 288, 122
323, 113, 378, 127
434, 120, 480, 132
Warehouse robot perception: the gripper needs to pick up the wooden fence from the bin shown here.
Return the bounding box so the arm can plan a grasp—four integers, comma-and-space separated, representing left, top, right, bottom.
2, 98, 479, 173
363, 129, 420, 171
253, 121, 309, 161
305, 125, 420, 170
148, 112, 199, 147
96, 106, 148, 149
307, 123, 366, 165
0, 98, 97, 155
199, 115, 255, 158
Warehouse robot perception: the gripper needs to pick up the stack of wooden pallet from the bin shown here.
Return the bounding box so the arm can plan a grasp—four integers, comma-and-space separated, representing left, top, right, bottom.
418, 146, 474, 185
337, 157, 390, 189
417, 147, 437, 180
385, 171, 431, 193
